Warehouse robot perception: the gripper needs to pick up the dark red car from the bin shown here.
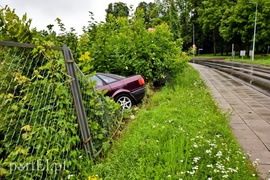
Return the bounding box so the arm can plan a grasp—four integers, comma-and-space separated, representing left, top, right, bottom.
89, 73, 146, 109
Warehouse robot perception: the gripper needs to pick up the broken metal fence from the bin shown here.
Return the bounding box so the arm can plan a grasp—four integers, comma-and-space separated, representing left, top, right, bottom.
0, 41, 122, 179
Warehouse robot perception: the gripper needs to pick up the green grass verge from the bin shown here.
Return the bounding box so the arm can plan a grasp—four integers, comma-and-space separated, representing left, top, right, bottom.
90, 65, 258, 180
226, 56, 270, 66
196, 54, 270, 66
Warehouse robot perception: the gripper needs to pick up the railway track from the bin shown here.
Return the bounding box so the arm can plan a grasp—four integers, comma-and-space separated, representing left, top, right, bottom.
191, 59, 270, 95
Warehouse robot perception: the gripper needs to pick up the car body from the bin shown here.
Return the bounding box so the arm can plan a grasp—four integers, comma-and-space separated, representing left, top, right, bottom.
88, 73, 146, 109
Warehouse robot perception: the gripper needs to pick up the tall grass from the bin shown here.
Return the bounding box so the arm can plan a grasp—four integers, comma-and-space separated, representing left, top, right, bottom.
89, 65, 258, 180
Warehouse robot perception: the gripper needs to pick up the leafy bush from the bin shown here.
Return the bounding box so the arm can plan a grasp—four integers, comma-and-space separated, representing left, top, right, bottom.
87, 11, 189, 83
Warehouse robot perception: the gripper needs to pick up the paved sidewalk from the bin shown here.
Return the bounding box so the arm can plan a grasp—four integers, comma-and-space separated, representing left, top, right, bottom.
191, 63, 270, 179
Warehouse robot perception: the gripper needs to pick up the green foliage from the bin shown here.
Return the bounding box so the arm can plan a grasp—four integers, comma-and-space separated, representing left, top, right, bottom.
0, 49, 89, 178
0, 44, 123, 179
86, 13, 189, 83
105, 2, 130, 22
89, 65, 258, 179
135, 2, 160, 28
0, 6, 32, 42
219, 0, 270, 52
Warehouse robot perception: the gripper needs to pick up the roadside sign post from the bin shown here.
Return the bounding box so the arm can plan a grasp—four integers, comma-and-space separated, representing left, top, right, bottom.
240, 50, 246, 60
232, 44, 235, 60
198, 48, 203, 55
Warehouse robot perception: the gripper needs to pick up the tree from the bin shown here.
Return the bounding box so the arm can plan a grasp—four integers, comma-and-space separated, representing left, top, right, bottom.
198, 0, 236, 55
135, 2, 160, 28
220, 0, 270, 54
105, 2, 129, 22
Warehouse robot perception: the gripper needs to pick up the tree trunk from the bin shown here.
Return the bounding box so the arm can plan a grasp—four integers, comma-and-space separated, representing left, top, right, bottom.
226, 42, 229, 56
221, 45, 224, 56
213, 29, 216, 56
246, 42, 250, 57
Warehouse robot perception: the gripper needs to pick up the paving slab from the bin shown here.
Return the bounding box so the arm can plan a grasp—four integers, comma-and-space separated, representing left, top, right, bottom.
191, 63, 270, 179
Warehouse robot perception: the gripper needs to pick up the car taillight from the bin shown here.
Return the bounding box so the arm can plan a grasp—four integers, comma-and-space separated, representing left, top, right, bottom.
138, 78, 145, 85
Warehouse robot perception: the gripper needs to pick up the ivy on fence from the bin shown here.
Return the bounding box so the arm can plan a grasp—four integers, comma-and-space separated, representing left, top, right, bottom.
0, 42, 122, 179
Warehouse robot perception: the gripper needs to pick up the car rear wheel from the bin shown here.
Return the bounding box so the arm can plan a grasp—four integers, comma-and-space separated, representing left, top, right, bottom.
115, 94, 134, 109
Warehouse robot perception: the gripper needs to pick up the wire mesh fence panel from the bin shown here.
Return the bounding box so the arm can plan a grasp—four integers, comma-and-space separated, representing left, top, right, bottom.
75, 65, 123, 157
0, 41, 124, 179
0, 43, 90, 179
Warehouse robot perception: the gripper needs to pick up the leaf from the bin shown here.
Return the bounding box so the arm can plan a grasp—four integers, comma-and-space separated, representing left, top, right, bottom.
6, 93, 14, 99
0, 167, 8, 176
11, 104, 19, 111
102, 141, 111, 151
14, 145, 28, 155
22, 132, 29, 139
21, 124, 31, 132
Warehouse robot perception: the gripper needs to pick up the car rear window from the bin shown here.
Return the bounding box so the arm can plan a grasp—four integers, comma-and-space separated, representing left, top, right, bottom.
89, 75, 104, 88
97, 74, 119, 84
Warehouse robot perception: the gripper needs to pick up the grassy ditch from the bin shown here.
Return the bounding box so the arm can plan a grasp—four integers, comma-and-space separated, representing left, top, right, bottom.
90, 65, 258, 180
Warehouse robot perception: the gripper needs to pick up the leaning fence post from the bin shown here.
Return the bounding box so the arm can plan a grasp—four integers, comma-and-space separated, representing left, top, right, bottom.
62, 45, 95, 157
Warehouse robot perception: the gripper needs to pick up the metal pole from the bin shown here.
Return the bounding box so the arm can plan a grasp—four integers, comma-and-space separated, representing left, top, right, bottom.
251, 2, 258, 61
193, 23, 195, 57
193, 24, 195, 46
63, 45, 95, 158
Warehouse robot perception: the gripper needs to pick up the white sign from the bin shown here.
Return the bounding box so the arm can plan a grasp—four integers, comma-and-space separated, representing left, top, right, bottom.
240, 50, 246, 56
249, 50, 253, 57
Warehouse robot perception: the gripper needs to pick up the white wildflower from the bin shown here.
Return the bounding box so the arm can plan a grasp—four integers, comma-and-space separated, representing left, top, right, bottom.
216, 151, 222, 157
210, 143, 217, 148
222, 174, 228, 178
193, 157, 200, 163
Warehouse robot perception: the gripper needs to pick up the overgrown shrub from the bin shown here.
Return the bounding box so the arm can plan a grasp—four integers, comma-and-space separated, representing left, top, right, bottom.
86, 11, 189, 83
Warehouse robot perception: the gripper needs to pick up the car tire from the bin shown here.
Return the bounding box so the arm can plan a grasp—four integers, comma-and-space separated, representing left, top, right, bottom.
114, 94, 134, 109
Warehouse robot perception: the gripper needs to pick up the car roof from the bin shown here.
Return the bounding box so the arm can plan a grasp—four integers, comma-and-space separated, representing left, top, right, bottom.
96, 72, 126, 79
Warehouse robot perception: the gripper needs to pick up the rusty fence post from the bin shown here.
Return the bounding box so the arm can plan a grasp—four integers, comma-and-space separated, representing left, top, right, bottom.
63, 45, 95, 157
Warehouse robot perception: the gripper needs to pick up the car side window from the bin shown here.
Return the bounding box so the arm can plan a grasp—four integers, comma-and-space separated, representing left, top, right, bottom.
98, 74, 118, 84
89, 75, 104, 88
